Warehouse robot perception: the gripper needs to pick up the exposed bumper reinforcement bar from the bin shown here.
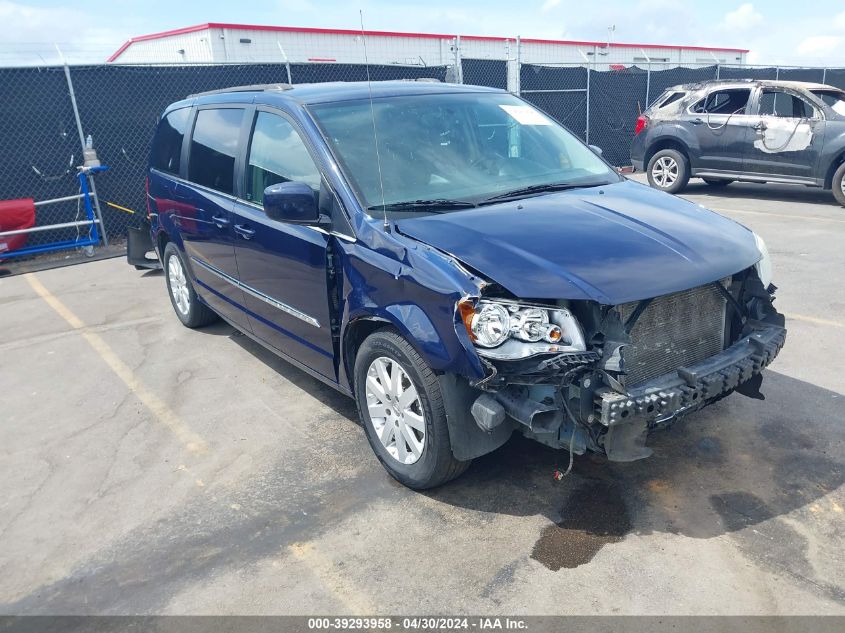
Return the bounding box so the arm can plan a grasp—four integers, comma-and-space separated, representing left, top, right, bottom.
595, 322, 787, 428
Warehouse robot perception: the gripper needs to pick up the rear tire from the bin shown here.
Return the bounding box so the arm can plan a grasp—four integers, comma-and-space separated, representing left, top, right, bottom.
647, 149, 690, 194
833, 162, 845, 208
702, 177, 733, 187
163, 242, 218, 328
354, 330, 470, 489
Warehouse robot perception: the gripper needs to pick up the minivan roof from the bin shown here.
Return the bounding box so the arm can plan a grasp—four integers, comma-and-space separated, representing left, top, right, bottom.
166, 80, 504, 112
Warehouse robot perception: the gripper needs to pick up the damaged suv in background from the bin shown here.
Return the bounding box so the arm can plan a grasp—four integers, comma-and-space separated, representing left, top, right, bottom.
631, 79, 845, 207
146, 81, 786, 489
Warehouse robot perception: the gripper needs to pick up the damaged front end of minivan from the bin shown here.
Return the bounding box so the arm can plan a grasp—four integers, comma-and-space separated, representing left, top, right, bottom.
455, 267, 786, 462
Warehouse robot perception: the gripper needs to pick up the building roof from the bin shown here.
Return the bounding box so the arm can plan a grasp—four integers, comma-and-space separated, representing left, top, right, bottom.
107, 22, 749, 62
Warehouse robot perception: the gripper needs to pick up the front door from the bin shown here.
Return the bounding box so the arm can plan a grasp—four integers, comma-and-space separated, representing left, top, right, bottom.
231, 109, 336, 381
743, 87, 826, 180
178, 106, 252, 330
686, 87, 753, 172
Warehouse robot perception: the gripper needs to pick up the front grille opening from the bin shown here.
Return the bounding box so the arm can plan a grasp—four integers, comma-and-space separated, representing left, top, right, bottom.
617, 280, 728, 386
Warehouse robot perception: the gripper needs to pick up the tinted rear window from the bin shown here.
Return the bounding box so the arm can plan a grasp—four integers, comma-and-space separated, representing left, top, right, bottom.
188, 108, 244, 195
654, 91, 685, 109
150, 108, 190, 174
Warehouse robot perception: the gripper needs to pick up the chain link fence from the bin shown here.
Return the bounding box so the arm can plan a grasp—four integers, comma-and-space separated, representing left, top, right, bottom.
0, 61, 447, 261
0, 57, 843, 266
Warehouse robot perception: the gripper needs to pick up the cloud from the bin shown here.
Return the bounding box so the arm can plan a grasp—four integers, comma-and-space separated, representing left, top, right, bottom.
0, 0, 128, 63
721, 3, 764, 31
541, 0, 561, 11
796, 34, 844, 56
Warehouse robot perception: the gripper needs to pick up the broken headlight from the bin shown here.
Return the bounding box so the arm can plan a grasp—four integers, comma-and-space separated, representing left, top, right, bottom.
753, 232, 773, 288
459, 299, 587, 360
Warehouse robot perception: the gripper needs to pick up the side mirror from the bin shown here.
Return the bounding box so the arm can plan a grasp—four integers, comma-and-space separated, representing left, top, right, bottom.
589, 144, 604, 156
263, 182, 320, 224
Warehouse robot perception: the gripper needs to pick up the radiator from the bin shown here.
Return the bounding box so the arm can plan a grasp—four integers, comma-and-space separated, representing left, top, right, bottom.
617, 280, 728, 386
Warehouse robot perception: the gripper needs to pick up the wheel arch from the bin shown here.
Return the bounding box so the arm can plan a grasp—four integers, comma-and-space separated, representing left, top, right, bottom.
823, 149, 845, 190
644, 137, 692, 169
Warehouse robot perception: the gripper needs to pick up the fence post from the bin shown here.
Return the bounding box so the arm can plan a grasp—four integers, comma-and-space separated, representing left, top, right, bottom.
716, 64, 720, 80
775, 65, 779, 80
585, 55, 591, 144
277, 42, 293, 84
822, 67, 827, 84
640, 49, 651, 108
578, 49, 593, 143
515, 35, 521, 96
454, 36, 463, 84
62, 60, 108, 247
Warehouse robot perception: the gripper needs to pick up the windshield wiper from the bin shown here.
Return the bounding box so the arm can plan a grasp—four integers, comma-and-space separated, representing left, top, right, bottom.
479, 182, 599, 204
367, 199, 477, 212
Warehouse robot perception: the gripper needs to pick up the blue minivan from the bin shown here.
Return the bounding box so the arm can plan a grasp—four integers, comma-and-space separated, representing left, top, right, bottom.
145, 81, 786, 488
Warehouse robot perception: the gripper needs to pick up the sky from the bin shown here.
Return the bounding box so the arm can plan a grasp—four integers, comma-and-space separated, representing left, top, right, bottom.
1, 0, 845, 66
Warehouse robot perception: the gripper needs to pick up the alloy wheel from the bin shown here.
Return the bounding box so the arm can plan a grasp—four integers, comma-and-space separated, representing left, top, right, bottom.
652, 156, 679, 188
365, 356, 426, 465
168, 255, 190, 315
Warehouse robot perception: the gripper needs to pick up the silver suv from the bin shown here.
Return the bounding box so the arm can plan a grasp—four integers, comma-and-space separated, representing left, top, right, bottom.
630, 79, 845, 207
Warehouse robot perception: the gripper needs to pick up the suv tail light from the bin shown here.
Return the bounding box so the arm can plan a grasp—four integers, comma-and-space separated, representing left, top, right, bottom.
634, 115, 648, 136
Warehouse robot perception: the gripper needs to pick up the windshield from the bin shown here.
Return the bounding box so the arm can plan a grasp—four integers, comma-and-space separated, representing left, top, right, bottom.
309, 92, 620, 215
811, 89, 845, 116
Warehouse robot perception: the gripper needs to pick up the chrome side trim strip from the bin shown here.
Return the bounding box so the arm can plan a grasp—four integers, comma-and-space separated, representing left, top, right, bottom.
191, 256, 321, 328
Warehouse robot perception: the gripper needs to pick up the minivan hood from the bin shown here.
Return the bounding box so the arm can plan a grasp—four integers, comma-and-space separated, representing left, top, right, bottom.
396, 180, 760, 304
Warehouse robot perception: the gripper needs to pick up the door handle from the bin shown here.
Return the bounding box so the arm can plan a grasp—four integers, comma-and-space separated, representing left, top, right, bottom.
691, 117, 703, 125
211, 214, 230, 228
234, 224, 256, 240
752, 121, 767, 131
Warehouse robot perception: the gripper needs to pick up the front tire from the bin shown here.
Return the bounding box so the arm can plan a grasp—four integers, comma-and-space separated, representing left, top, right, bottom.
647, 149, 690, 194
354, 330, 469, 489
833, 162, 845, 208
163, 243, 218, 328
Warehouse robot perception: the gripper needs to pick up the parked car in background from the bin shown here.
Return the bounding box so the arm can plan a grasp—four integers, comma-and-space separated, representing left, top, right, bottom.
631, 79, 845, 206
145, 81, 785, 489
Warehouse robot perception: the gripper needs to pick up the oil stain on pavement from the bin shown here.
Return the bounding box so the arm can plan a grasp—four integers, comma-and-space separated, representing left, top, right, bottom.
531, 480, 631, 570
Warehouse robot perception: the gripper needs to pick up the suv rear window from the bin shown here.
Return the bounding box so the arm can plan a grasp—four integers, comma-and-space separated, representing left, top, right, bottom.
654, 91, 685, 109
692, 89, 751, 115
188, 108, 245, 195
150, 108, 190, 174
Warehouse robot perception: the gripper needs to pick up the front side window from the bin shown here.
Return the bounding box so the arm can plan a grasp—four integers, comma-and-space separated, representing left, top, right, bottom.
691, 89, 751, 115
150, 108, 190, 174
245, 111, 321, 205
758, 90, 817, 118
188, 108, 244, 195
309, 92, 619, 216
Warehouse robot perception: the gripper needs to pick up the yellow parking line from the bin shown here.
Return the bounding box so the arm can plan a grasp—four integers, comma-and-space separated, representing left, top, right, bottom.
25, 273, 208, 454
708, 206, 845, 225
288, 542, 376, 614
784, 312, 845, 329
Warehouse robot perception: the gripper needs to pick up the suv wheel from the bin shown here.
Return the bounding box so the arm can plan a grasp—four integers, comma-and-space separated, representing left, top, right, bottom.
163, 243, 218, 328
833, 162, 845, 208
702, 177, 733, 187
354, 330, 469, 489
647, 149, 690, 194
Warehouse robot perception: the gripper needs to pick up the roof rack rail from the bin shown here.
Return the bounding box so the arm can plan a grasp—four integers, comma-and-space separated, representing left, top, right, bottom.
189, 83, 293, 98
399, 77, 441, 83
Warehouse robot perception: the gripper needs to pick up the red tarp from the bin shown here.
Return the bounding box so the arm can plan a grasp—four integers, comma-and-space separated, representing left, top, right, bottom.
0, 198, 36, 255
